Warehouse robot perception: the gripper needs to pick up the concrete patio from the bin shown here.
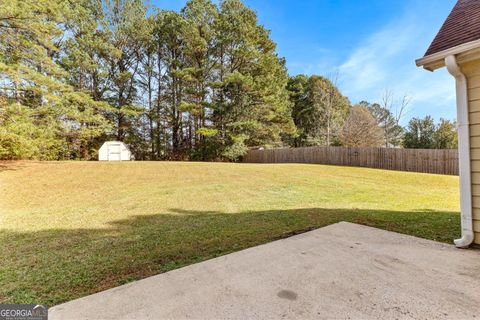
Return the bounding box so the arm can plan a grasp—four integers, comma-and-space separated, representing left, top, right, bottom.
50, 222, 480, 319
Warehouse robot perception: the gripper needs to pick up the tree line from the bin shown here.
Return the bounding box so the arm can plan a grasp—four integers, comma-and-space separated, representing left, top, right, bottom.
286, 81, 457, 150
0, 0, 458, 161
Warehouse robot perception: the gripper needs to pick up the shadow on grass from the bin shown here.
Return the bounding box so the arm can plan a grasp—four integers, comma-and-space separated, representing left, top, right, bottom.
0, 207, 460, 306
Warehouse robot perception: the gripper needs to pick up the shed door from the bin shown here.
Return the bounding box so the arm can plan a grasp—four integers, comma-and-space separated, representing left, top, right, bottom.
108, 144, 121, 161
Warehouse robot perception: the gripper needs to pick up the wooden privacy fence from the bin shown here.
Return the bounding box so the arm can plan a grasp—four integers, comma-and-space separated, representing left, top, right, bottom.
243, 146, 459, 175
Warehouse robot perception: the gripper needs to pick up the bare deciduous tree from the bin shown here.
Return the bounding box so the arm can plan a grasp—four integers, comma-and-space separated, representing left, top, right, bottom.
312, 71, 349, 146
379, 89, 411, 147
340, 105, 383, 147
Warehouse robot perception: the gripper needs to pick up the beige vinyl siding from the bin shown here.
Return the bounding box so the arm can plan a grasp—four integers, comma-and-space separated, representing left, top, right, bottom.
474, 220, 480, 230
471, 148, 480, 159
467, 74, 480, 89
471, 124, 480, 136
471, 160, 480, 172
473, 208, 480, 220
462, 59, 480, 244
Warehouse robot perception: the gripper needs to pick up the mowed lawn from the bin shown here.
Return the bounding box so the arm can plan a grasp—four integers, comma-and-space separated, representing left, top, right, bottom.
0, 161, 460, 305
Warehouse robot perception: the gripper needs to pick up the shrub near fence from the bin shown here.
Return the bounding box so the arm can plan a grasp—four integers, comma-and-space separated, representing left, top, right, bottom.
243, 146, 459, 175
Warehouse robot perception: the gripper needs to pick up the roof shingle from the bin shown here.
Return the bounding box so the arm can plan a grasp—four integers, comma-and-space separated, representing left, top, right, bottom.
425, 0, 480, 57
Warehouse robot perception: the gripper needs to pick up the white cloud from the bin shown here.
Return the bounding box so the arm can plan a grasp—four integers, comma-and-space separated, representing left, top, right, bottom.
336, 3, 456, 124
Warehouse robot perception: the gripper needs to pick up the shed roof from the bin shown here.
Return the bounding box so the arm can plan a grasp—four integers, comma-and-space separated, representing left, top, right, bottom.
424, 0, 480, 57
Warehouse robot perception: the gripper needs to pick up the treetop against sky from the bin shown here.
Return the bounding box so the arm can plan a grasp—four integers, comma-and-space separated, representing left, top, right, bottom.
155, 0, 457, 124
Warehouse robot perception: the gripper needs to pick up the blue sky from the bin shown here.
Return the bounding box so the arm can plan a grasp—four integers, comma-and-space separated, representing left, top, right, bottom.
152, 0, 457, 125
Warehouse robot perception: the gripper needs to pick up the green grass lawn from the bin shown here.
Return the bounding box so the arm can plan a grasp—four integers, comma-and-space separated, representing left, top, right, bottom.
0, 161, 460, 305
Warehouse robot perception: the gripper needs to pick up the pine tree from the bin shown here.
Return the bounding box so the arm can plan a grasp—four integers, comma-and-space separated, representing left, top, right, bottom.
403, 116, 436, 149
1, 0, 332, 161
0, 0, 111, 159
211, 0, 294, 160
288, 75, 349, 147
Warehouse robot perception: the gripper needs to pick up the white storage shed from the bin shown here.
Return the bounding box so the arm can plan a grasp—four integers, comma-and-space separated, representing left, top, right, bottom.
98, 141, 132, 161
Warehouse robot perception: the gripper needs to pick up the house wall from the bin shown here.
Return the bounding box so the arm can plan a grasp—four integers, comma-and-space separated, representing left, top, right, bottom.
461, 59, 480, 244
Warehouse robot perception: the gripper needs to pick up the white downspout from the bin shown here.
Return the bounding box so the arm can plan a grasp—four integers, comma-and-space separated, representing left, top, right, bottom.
445, 54, 474, 248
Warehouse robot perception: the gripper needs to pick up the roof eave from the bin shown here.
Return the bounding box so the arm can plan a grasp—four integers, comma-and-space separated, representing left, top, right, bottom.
416, 38, 480, 71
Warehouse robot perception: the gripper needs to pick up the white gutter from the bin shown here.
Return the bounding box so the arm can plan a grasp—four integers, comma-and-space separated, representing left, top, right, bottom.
445, 54, 474, 248
416, 39, 480, 71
